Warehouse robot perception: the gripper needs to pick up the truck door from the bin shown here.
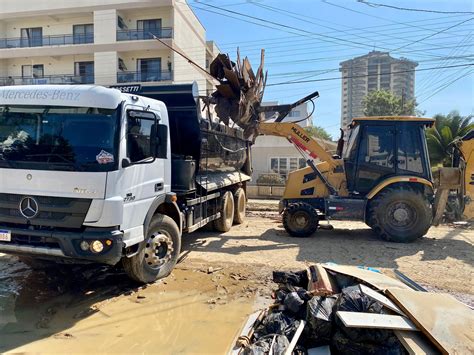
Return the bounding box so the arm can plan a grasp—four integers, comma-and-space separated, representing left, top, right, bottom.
354, 125, 396, 195
117, 107, 167, 232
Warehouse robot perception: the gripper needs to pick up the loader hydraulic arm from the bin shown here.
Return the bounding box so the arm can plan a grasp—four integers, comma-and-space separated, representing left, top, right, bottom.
257, 121, 339, 170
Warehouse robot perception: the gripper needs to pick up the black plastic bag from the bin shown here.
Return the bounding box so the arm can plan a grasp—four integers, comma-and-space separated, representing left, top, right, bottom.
243, 334, 290, 355
304, 295, 338, 347
272, 270, 308, 287
334, 285, 392, 344
255, 311, 300, 339
332, 330, 405, 355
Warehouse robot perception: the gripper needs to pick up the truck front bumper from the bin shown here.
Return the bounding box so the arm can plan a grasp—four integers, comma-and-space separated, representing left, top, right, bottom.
0, 226, 124, 265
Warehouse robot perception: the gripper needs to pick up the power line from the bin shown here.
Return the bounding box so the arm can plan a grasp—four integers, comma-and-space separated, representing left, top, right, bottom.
418, 68, 474, 104
392, 17, 474, 51
357, 1, 474, 15
266, 63, 474, 86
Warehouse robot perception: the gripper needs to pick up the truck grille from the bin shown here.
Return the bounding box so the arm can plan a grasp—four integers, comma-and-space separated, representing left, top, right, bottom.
0, 193, 92, 229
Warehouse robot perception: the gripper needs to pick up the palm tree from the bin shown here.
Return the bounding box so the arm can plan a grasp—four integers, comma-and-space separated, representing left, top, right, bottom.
426, 111, 473, 166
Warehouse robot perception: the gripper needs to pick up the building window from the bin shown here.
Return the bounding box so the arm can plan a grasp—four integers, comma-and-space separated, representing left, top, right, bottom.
73, 24, 94, 44
288, 111, 301, 118
137, 19, 162, 38
22, 64, 44, 78
21, 27, 42, 47
137, 58, 162, 82
270, 157, 306, 179
75, 61, 94, 84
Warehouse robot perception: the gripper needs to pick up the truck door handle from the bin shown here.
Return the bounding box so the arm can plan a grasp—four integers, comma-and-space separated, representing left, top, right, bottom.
155, 182, 164, 192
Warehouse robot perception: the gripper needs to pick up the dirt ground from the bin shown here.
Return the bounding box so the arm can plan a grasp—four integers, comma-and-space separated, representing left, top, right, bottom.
0, 201, 473, 353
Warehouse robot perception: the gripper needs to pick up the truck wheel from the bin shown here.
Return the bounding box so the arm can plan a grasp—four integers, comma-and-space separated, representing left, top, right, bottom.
282, 202, 319, 238
213, 191, 234, 232
368, 187, 432, 243
123, 214, 181, 283
233, 188, 246, 225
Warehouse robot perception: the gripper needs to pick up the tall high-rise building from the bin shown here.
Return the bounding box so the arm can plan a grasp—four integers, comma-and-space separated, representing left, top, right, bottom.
340, 51, 418, 128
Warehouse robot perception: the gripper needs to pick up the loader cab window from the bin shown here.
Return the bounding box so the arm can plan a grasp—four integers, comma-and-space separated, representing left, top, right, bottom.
354, 125, 395, 194
126, 111, 156, 163
397, 126, 424, 175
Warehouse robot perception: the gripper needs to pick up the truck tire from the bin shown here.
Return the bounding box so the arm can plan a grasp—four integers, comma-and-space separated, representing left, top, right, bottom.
233, 188, 246, 225
123, 214, 181, 283
213, 191, 234, 232
282, 202, 319, 238
368, 186, 432, 243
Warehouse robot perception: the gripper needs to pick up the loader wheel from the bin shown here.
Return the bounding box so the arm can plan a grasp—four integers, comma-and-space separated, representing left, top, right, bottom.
123, 214, 181, 283
214, 191, 235, 232
283, 202, 319, 238
233, 188, 246, 225
368, 187, 431, 243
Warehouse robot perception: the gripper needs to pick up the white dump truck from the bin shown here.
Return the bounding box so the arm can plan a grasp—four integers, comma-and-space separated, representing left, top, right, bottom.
0, 84, 251, 282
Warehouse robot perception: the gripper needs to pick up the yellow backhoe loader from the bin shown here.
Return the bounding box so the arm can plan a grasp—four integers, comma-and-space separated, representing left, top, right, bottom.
256, 92, 473, 242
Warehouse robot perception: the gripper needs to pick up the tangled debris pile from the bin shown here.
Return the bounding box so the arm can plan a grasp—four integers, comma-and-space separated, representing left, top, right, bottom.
232, 264, 474, 355
209, 50, 267, 138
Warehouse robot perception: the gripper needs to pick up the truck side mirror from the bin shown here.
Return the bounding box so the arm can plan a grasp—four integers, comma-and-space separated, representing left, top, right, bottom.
155, 124, 168, 159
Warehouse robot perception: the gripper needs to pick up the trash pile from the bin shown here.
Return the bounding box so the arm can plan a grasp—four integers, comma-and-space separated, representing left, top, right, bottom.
232, 263, 474, 355
208, 50, 267, 139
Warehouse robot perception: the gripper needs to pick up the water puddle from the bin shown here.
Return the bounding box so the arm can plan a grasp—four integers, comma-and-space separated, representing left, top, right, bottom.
0, 256, 260, 354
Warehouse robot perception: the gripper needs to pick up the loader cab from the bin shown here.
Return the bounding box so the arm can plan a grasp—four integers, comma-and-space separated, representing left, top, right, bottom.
343, 116, 434, 196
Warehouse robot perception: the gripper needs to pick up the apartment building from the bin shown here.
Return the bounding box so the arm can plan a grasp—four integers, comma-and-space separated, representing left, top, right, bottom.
339, 51, 418, 129
0, 0, 218, 93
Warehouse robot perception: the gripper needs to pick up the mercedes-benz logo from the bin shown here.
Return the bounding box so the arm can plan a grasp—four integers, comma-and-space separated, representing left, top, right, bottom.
19, 197, 39, 219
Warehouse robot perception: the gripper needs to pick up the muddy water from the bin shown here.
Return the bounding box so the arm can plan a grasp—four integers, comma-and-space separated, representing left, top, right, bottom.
0, 255, 261, 354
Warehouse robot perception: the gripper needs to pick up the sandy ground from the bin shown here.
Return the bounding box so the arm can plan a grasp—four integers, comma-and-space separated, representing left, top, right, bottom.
0, 201, 473, 353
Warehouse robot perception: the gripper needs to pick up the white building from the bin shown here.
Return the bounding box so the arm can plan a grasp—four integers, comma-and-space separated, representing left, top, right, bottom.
0, 0, 218, 92
251, 102, 336, 184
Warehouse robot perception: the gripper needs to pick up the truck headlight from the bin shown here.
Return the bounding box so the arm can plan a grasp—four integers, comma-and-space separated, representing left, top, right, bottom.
90, 240, 104, 253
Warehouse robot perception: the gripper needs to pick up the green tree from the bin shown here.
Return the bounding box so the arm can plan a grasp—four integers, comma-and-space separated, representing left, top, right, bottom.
426, 111, 473, 166
362, 90, 416, 116
304, 125, 333, 141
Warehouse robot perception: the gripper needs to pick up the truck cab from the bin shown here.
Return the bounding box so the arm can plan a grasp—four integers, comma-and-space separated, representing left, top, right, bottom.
0, 85, 179, 281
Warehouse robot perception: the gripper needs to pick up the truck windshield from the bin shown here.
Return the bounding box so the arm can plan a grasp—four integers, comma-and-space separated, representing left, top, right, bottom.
0, 105, 120, 172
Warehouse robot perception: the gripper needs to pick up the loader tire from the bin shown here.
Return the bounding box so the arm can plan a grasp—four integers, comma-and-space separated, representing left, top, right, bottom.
123, 214, 181, 283
283, 202, 319, 238
233, 188, 246, 225
368, 186, 431, 243
214, 191, 234, 232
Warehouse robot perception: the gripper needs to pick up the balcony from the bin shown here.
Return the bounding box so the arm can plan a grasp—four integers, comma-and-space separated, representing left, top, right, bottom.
117, 71, 173, 83
0, 75, 94, 86
0, 34, 94, 49
117, 28, 173, 41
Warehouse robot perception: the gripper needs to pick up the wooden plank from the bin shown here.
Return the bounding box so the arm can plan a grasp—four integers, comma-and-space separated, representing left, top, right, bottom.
386, 288, 474, 355
284, 320, 306, 355
322, 264, 410, 291
359, 284, 406, 316
394, 330, 440, 355
336, 311, 418, 331
307, 264, 340, 295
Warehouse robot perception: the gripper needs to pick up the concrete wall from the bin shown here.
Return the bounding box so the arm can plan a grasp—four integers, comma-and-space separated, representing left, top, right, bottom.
119, 49, 172, 74
2, 15, 93, 38
94, 51, 118, 85
94, 10, 116, 44
4, 54, 93, 77
118, 7, 173, 29
172, 1, 207, 92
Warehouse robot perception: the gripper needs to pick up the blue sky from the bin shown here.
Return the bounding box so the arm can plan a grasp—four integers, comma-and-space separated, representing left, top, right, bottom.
187, 0, 473, 138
